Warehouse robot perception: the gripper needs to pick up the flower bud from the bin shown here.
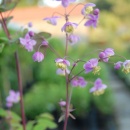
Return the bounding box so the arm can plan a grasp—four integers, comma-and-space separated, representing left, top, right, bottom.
32, 52, 44, 62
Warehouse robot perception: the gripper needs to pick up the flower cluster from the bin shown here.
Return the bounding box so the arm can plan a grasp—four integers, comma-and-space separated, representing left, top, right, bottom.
55, 58, 70, 70
90, 78, 107, 96
99, 48, 115, 62
114, 60, 130, 74
83, 58, 101, 75
18, 1, 130, 128
19, 32, 36, 52
6, 90, 20, 108
19, 25, 49, 62
81, 3, 100, 28
71, 76, 87, 88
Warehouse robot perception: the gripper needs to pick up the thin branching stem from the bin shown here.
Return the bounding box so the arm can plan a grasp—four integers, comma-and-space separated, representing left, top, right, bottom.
68, 3, 84, 15
52, 11, 64, 17
69, 69, 85, 82
48, 45, 61, 57
114, 54, 127, 60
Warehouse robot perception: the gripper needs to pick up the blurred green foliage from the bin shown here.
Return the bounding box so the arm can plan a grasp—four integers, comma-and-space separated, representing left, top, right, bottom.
0, 108, 57, 130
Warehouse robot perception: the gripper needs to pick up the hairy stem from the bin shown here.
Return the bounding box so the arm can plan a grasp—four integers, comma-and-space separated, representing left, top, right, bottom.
0, 12, 26, 130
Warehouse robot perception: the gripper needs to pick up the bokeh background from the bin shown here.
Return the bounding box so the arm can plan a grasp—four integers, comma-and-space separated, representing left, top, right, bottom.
0, 0, 130, 130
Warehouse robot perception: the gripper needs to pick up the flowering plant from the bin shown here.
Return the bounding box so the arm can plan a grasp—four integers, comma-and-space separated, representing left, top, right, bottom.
0, 0, 130, 130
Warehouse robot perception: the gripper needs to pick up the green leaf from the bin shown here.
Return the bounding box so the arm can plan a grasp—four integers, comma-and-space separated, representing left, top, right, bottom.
0, 37, 9, 43
11, 123, 22, 130
0, 2, 17, 12
34, 32, 51, 40
9, 111, 21, 122
0, 108, 7, 117
38, 113, 54, 120
26, 121, 34, 130
5, 16, 14, 23
0, 43, 5, 53
33, 124, 46, 130
37, 119, 57, 129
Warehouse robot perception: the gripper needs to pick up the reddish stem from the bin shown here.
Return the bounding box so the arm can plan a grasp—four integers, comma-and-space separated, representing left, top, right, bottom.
15, 52, 26, 130
63, 72, 69, 130
63, 13, 69, 130
0, 12, 26, 130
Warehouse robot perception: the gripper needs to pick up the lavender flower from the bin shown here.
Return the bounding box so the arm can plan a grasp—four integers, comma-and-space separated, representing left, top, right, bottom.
19, 33, 36, 52
43, 16, 60, 25
61, 22, 78, 33
68, 34, 80, 45
28, 22, 33, 27
90, 78, 107, 96
6, 90, 20, 108
93, 8, 100, 16
55, 58, 70, 70
99, 48, 114, 62
114, 61, 123, 70
32, 52, 44, 62
28, 31, 34, 37
56, 68, 70, 76
81, 3, 96, 16
83, 58, 101, 74
56, 0, 76, 8
42, 40, 48, 47
59, 101, 66, 107
71, 76, 87, 88
122, 60, 130, 74
84, 14, 98, 28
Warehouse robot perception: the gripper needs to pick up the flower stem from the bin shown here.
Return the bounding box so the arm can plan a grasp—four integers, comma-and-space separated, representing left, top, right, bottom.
63, 71, 69, 130
15, 52, 26, 130
63, 13, 69, 130
65, 33, 69, 56
68, 3, 84, 15
0, 12, 26, 130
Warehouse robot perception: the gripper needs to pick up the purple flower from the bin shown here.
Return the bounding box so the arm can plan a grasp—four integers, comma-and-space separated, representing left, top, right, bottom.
6, 90, 20, 108
32, 52, 44, 62
84, 14, 98, 28
59, 101, 66, 107
99, 48, 114, 62
122, 60, 130, 74
83, 58, 101, 74
28, 22, 33, 27
114, 61, 123, 70
42, 40, 48, 47
93, 8, 100, 16
71, 76, 87, 88
61, 22, 78, 33
56, 68, 70, 76
68, 34, 80, 45
43, 16, 60, 25
81, 3, 96, 16
56, 0, 76, 7
90, 78, 107, 96
28, 31, 34, 37
55, 58, 70, 70
19, 33, 36, 52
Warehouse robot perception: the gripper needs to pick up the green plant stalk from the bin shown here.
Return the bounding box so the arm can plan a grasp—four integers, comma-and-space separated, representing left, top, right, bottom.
0, 12, 26, 130
63, 13, 70, 130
